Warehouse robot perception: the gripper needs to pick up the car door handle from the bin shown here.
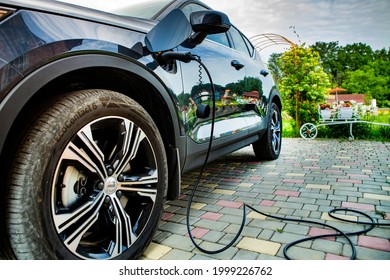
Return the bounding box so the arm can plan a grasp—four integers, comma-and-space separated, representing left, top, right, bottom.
231, 60, 244, 70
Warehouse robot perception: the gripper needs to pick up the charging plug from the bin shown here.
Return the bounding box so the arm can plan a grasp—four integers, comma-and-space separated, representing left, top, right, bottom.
159, 51, 196, 63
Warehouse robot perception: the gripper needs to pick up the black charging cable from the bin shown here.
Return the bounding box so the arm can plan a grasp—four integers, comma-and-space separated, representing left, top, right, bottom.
161, 51, 390, 259
183, 54, 248, 254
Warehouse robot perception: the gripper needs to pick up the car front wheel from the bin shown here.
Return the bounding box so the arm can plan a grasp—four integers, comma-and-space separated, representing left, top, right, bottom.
6, 89, 167, 259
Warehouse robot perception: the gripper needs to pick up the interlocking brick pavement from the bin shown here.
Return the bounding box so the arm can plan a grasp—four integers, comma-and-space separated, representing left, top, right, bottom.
142, 138, 390, 260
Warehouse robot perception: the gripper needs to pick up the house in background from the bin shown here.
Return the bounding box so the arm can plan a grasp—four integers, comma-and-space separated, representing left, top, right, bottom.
243, 91, 259, 104
326, 87, 369, 105
326, 93, 368, 105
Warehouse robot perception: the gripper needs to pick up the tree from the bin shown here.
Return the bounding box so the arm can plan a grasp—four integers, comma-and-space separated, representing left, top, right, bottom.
226, 76, 263, 95
338, 43, 374, 72
308, 42, 389, 107
374, 47, 390, 61
267, 53, 283, 83
310, 42, 375, 86
310, 41, 341, 82
278, 45, 330, 135
342, 59, 390, 107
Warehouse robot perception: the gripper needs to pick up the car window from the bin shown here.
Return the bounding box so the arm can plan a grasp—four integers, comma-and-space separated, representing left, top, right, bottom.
229, 27, 250, 56
206, 33, 230, 47
181, 3, 208, 18
242, 34, 255, 57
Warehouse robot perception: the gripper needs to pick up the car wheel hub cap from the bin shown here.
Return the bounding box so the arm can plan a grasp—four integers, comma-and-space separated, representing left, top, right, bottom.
104, 177, 117, 195
271, 110, 281, 153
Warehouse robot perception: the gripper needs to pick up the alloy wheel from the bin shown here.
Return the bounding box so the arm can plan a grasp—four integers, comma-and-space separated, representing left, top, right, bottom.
270, 109, 281, 154
51, 116, 158, 259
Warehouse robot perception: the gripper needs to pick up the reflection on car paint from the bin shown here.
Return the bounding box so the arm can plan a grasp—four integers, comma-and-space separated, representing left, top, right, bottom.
179, 75, 267, 143
190, 111, 264, 143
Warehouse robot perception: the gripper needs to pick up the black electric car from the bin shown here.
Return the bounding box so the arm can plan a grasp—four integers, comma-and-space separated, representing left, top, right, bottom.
0, 0, 282, 259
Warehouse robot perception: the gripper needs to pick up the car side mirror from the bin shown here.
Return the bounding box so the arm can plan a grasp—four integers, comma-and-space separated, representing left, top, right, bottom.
191, 10, 231, 35
188, 10, 231, 45
145, 9, 231, 53
145, 9, 192, 53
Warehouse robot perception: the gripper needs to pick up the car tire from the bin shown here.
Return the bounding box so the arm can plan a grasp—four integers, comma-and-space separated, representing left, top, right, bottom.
5, 89, 167, 259
252, 103, 282, 160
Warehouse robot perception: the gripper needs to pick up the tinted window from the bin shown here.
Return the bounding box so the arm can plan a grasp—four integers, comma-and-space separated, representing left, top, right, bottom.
243, 34, 255, 57
181, 3, 207, 18
229, 27, 250, 56
206, 33, 230, 47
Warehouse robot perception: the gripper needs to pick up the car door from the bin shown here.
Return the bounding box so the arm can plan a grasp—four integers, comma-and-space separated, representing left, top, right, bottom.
227, 26, 274, 133
176, 3, 254, 144
177, 35, 249, 143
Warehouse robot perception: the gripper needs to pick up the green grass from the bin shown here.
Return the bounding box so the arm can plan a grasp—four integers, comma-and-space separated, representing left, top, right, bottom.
282, 118, 296, 138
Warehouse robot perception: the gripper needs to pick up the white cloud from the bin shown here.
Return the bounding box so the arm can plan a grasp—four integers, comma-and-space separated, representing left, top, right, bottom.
202, 0, 390, 51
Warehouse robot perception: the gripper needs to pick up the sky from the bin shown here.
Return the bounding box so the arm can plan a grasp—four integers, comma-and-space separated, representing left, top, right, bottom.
58, 0, 390, 61
201, 0, 390, 60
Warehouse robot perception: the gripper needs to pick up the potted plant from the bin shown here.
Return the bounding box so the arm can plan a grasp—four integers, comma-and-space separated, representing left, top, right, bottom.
338, 102, 354, 119
319, 103, 332, 120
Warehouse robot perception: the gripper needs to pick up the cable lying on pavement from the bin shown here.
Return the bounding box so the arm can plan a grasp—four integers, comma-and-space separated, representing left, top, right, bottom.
186, 162, 390, 259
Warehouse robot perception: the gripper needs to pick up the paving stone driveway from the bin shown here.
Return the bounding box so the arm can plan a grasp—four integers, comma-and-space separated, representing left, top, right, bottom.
142, 138, 390, 260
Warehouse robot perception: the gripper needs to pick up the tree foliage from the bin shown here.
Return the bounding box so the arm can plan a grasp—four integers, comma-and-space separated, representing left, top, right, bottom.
226, 76, 263, 95
311, 42, 376, 84
309, 42, 389, 107
342, 59, 390, 107
310, 41, 340, 80
278, 45, 330, 135
267, 53, 283, 83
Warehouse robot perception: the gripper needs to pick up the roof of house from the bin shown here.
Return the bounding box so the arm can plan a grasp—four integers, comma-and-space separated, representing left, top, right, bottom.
243, 91, 259, 98
326, 94, 367, 104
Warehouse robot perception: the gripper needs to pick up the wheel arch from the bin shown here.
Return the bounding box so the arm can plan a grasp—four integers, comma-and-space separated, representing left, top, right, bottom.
0, 54, 185, 201
270, 87, 282, 111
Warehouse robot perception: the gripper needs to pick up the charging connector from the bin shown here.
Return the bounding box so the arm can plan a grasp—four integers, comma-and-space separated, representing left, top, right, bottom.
159, 51, 196, 64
